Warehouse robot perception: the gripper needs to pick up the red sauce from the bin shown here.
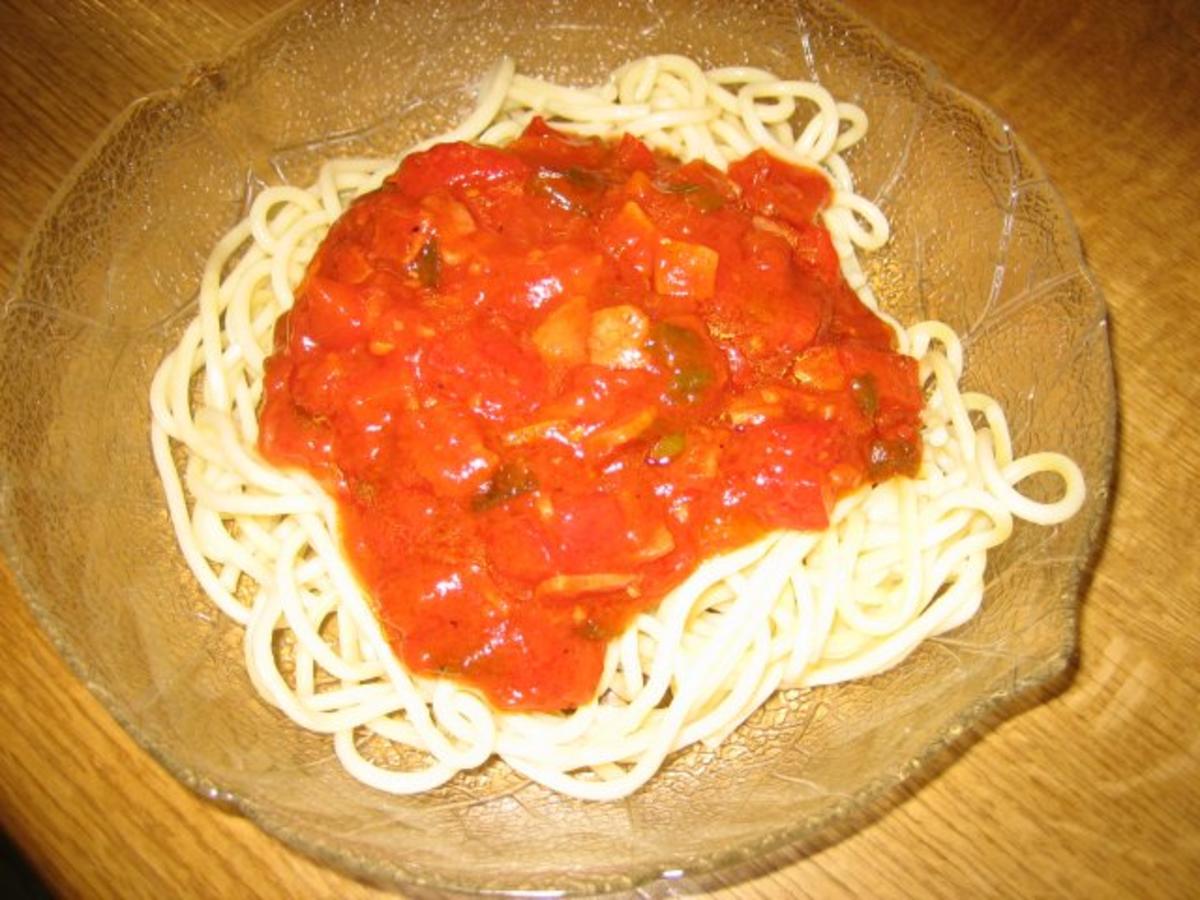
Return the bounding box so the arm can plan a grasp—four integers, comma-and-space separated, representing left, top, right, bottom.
258, 120, 922, 712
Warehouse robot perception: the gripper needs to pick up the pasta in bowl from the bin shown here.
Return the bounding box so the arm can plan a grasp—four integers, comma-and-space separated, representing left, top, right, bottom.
1, 0, 1113, 892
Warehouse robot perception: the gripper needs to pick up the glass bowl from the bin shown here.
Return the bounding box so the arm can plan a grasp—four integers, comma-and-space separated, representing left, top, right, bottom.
0, 0, 1114, 893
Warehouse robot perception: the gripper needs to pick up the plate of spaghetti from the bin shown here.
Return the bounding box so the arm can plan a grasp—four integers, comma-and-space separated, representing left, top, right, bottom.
0, 0, 1113, 893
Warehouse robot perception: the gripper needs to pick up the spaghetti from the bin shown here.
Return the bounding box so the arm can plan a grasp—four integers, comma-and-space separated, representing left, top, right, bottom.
150, 55, 1085, 801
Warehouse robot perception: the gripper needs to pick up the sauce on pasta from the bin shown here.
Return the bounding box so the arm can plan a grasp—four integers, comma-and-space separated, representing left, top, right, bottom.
257, 119, 922, 711
151, 56, 1087, 798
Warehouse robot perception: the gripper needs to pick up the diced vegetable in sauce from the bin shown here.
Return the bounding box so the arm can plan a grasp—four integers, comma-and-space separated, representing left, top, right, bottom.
646, 432, 686, 465
473, 459, 539, 511
648, 322, 717, 403
413, 236, 440, 287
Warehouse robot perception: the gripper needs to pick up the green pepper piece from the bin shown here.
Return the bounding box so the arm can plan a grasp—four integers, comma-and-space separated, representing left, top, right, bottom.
530, 171, 582, 213
649, 322, 715, 404
472, 460, 539, 511
849, 374, 878, 419
646, 432, 686, 465
664, 181, 725, 212
414, 236, 440, 288
867, 438, 918, 480
564, 166, 605, 188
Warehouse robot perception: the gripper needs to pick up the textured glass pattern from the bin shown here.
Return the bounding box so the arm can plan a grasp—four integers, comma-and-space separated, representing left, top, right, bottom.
0, 0, 1114, 893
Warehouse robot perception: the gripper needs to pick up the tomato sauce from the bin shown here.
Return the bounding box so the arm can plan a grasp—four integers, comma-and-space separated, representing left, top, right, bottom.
258, 120, 922, 712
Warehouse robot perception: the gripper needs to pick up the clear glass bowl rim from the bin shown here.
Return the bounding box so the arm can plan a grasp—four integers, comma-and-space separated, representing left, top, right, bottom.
0, 0, 1116, 894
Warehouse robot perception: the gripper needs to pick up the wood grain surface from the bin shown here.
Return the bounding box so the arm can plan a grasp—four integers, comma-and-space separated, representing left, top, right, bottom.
1, 0, 1198, 896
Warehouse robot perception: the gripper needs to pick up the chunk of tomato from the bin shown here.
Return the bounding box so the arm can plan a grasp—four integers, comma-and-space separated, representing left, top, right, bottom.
728, 150, 831, 228
387, 141, 530, 199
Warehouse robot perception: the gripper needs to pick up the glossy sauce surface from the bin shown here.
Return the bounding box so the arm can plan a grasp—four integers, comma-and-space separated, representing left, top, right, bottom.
258, 121, 922, 711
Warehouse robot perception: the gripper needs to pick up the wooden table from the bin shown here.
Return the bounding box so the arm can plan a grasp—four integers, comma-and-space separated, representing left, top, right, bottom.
1, 1, 1197, 896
